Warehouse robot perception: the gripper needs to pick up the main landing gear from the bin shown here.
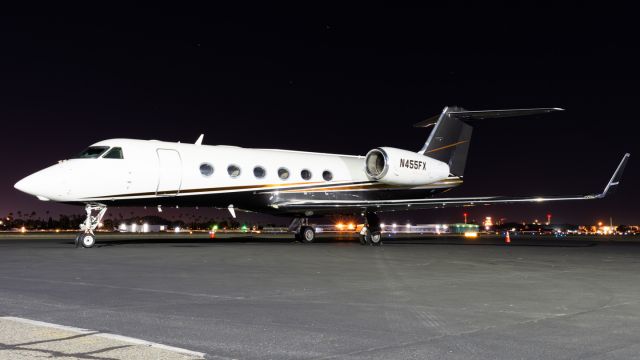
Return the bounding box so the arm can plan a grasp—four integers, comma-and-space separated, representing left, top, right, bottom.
289, 217, 316, 243
359, 211, 382, 246
75, 204, 107, 248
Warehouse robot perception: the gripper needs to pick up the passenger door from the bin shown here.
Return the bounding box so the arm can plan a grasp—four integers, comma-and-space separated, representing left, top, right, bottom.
156, 149, 182, 196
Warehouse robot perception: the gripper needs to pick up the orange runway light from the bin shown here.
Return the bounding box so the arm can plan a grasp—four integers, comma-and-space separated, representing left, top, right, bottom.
464, 232, 478, 238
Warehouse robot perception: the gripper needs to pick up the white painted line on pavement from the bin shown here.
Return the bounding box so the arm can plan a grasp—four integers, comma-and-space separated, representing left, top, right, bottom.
1, 316, 206, 358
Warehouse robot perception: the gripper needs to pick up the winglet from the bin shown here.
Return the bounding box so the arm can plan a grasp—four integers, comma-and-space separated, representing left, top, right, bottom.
598, 153, 630, 198
195, 134, 204, 146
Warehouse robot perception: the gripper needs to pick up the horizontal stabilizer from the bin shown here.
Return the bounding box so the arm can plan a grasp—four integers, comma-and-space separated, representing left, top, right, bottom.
414, 107, 563, 127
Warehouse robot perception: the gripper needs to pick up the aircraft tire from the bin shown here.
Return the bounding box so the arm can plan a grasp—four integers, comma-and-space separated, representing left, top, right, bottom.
359, 230, 371, 246
74, 232, 83, 248
300, 226, 315, 243
359, 235, 368, 245
79, 233, 96, 248
370, 231, 382, 246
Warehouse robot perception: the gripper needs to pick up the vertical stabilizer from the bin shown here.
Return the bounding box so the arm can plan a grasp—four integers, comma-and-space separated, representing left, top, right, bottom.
416, 107, 472, 177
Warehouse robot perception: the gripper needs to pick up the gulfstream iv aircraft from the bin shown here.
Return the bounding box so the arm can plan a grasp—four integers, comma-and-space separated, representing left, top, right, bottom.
15, 107, 630, 248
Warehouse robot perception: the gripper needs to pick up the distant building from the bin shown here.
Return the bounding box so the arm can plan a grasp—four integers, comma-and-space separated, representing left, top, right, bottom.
380, 223, 479, 234
447, 223, 480, 234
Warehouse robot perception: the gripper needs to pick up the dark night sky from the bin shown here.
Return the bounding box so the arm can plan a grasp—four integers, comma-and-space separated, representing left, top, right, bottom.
1, 4, 638, 225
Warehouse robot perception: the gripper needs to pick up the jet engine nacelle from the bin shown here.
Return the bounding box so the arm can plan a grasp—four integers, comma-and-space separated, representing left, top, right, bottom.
364, 147, 450, 186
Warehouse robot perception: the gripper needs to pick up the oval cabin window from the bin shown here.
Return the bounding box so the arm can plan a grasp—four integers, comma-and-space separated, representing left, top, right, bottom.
227, 165, 241, 178
199, 163, 214, 177
301, 169, 312, 180
253, 166, 266, 179
278, 168, 290, 180
322, 170, 333, 181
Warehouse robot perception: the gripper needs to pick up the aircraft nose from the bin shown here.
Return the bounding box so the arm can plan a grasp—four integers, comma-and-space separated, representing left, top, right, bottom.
14, 174, 41, 196
14, 168, 61, 201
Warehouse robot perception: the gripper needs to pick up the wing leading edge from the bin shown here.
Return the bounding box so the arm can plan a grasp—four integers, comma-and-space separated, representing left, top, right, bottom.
274, 153, 630, 212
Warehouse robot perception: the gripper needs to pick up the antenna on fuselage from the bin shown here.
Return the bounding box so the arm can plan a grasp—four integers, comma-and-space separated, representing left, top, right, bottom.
195, 134, 204, 145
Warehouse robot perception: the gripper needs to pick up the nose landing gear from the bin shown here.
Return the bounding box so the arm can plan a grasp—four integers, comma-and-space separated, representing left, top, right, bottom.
75, 204, 107, 248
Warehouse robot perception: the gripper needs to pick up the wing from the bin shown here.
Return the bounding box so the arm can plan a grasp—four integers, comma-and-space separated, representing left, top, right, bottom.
274, 153, 630, 212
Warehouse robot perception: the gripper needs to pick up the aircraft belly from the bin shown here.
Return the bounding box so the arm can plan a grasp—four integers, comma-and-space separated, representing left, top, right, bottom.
89, 187, 449, 215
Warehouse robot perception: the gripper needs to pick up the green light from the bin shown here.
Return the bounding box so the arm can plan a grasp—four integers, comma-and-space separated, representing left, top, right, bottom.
241, 225, 247, 232
212, 225, 218, 230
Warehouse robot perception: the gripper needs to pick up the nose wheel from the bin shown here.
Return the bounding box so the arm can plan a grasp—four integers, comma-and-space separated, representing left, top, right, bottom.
76, 204, 107, 248
77, 233, 96, 248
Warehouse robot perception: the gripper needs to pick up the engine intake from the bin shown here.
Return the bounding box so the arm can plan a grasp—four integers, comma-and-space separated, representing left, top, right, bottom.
364, 147, 450, 186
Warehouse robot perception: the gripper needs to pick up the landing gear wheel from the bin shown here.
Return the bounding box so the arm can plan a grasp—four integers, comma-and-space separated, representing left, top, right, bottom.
299, 226, 315, 243
370, 231, 382, 246
79, 233, 96, 248
359, 232, 371, 245
74, 232, 83, 248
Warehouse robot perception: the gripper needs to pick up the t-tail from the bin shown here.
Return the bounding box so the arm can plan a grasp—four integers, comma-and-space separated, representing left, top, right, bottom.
415, 106, 564, 177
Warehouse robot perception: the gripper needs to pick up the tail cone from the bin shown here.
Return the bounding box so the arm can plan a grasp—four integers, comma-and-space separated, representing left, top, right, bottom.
505, 231, 511, 244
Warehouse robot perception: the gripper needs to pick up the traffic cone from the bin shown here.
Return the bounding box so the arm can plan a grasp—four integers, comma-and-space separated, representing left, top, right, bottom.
209, 231, 216, 239
505, 231, 511, 244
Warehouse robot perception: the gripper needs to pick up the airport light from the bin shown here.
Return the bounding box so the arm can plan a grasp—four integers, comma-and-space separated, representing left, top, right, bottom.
464, 231, 478, 238
175, 226, 181, 233
380, 223, 385, 229
119, 223, 127, 231
0, 220, 3, 225
143, 223, 149, 233
20, 226, 26, 233
131, 223, 137, 232
347, 223, 355, 230
336, 223, 344, 230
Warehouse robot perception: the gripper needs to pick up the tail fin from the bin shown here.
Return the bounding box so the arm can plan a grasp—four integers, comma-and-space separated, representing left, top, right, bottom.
416, 106, 563, 177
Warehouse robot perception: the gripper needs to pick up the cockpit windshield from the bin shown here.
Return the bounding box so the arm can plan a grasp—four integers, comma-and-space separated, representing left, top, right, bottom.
73, 146, 110, 159
103, 147, 124, 159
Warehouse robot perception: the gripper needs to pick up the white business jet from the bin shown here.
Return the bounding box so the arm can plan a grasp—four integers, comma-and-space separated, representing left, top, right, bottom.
14, 107, 630, 248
